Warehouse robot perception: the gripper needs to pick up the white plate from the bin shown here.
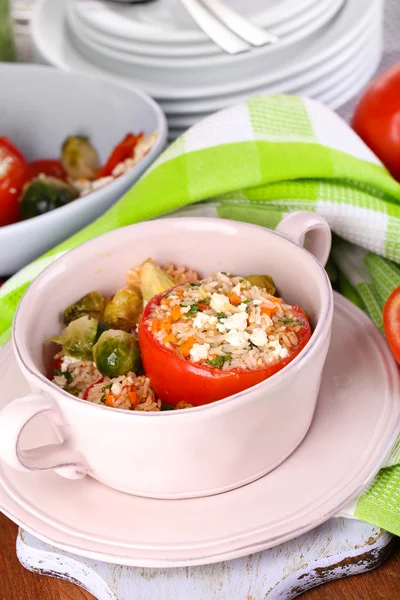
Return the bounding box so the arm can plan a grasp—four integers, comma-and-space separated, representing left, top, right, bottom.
67, 0, 332, 59
1, 293, 399, 567
72, 0, 320, 44
162, 19, 379, 116
66, 0, 344, 88
32, 0, 382, 100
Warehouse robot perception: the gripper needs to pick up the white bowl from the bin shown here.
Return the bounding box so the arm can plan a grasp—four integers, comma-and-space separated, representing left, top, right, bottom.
0, 64, 167, 276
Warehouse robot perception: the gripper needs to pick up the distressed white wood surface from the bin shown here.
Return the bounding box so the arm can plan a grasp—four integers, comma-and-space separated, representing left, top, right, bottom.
17, 519, 393, 600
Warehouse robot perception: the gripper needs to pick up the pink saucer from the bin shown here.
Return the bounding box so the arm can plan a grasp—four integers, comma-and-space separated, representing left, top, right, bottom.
0, 292, 399, 568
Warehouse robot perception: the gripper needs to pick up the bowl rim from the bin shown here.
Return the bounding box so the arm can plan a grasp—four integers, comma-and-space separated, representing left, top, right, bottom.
0, 63, 168, 236
13, 217, 333, 418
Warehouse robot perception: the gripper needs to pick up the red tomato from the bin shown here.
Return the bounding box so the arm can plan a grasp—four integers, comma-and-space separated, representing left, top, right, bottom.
30, 159, 67, 181
99, 132, 143, 178
383, 286, 400, 364
0, 140, 33, 227
138, 291, 312, 407
0, 136, 27, 163
352, 63, 400, 182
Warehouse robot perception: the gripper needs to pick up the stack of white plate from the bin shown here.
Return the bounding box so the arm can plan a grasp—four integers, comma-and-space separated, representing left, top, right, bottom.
32, 0, 383, 140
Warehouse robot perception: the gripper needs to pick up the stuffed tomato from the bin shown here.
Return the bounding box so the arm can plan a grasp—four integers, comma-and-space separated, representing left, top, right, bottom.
138, 272, 312, 407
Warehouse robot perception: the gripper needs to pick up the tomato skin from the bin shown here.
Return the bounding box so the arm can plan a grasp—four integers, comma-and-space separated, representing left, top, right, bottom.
138, 291, 312, 407
30, 159, 67, 181
0, 137, 27, 163
383, 286, 400, 364
0, 142, 33, 227
352, 63, 400, 182
99, 133, 143, 178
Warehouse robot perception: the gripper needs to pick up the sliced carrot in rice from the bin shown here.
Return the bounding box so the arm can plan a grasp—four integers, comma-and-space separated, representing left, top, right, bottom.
170, 306, 181, 321
269, 296, 282, 304
106, 394, 119, 406
163, 333, 178, 344
160, 318, 171, 333
151, 319, 161, 333
180, 336, 197, 358
261, 305, 279, 317
128, 389, 140, 408
229, 292, 242, 306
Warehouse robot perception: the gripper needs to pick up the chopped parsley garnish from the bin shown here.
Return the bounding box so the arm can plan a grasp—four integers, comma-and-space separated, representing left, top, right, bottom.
161, 403, 175, 411
201, 297, 211, 304
243, 299, 251, 304
54, 368, 73, 383
101, 383, 112, 392
216, 312, 226, 320
184, 303, 199, 318
190, 282, 202, 287
279, 317, 304, 326
206, 354, 232, 369
100, 394, 106, 403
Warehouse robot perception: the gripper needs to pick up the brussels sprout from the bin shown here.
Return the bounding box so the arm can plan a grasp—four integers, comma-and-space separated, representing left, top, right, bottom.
51, 315, 98, 360
103, 286, 143, 332
61, 135, 100, 181
244, 275, 276, 296
93, 329, 141, 377
19, 176, 78, 220
139, 259, 175, 302
63, 291, 106, 325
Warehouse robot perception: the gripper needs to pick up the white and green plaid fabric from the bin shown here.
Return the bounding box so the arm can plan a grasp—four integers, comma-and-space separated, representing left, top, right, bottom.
1, 94, 400, 533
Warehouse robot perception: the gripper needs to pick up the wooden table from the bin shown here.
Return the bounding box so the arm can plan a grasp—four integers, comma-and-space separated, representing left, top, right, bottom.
1, 513, 399, 599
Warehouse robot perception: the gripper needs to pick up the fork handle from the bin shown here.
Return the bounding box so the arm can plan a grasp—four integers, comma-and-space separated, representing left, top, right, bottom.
201, 0, 278, 46
179, 0, 250, 55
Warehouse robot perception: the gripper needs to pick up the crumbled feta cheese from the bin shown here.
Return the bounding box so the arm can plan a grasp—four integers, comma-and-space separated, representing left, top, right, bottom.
60, 355, 80, 372
180, 305, 191, 314
193, 312, 211, 329
269, 339, 289, 359
111, 382, 122, 396
238, 303, 248, 312
208, 316, 218, 326
210, 293, 233, 314
190, 343, 210, 362
253, 299, 262, 306
222, 312, 248, 332
225, 329, 249, 347
249, 328, 268, 348
217, 323, 227, 333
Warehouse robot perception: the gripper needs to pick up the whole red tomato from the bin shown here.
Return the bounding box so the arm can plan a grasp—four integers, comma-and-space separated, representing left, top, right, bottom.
383, 286, 400, 364
352, 63, 400, 181
0, 139, 33, 227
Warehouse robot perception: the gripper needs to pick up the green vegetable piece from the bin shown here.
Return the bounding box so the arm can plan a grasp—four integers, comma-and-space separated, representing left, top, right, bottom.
244, 275, 276, 296
103, 286, 143, 332
139, 259, 175, 302
206, 354, 232, 369
63, 291, 106, 325
161, 403, 175, 411
50, 315, 98, 360
93, 330, 141, 378
278, 317, 305, 326
61, 135, 100, 181
184, 304, 199, 318
19, 176, 78, 220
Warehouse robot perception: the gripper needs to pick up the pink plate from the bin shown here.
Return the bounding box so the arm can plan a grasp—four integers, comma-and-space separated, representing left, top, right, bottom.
0, 292, 399, 568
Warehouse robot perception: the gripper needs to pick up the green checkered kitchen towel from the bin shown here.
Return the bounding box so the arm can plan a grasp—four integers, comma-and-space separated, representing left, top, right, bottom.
0, 94, 399, 533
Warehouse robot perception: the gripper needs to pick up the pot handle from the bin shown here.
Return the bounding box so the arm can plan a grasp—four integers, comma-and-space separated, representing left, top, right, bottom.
275, 211, 331, 267
0, 393, 87, 479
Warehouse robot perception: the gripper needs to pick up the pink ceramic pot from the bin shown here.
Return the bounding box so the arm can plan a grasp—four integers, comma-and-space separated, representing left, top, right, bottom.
0, 212, 333, 498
